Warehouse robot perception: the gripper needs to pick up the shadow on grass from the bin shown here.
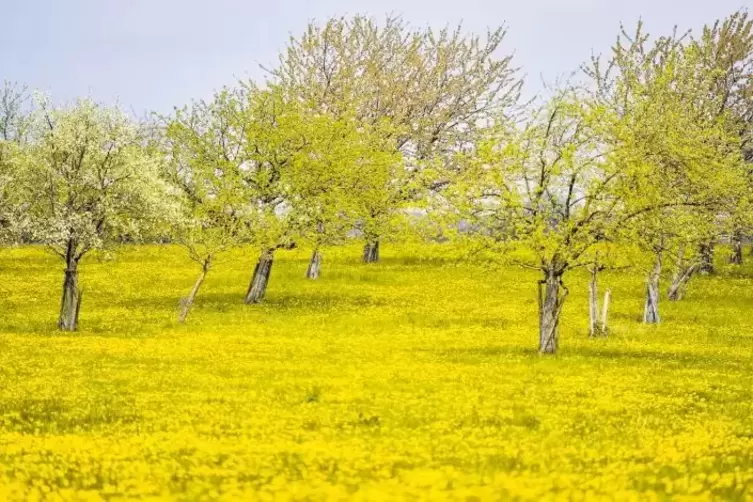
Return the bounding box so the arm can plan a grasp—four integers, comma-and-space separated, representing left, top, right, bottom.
197, 291, 390, 312
427, 345, 536, 362
426, 342, 753, 370
567, 345, 753, 369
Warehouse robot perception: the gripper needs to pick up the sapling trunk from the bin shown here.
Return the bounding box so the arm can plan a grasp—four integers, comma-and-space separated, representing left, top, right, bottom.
588, 265, 599, 337
58, 261, 82, 332
730, 231, 743, 265
699, 241, 715, 275
306, 249, 322, 280
363, 238, 379, 263
179, 260, 210, 323
538, 269, 567, 354
245, 249, 274, 304
600, 290, 611, 336
643, 251, 662, 324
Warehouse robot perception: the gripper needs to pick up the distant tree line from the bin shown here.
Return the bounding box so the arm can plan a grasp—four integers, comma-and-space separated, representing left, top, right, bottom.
1, 11, 751, 354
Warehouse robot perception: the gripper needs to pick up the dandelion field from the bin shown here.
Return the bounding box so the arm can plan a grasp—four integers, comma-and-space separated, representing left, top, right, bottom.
1, 244, 753, 500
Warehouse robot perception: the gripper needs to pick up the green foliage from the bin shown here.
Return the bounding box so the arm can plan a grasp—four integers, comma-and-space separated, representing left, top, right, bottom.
271, 15, 523, 244
163, 87, 253, 267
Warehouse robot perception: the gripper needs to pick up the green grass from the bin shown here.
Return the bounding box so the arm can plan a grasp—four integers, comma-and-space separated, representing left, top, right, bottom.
1, 243, 753, 500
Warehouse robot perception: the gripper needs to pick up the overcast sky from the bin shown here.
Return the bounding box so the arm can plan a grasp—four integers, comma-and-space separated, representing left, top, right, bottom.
1, 0, 748, 114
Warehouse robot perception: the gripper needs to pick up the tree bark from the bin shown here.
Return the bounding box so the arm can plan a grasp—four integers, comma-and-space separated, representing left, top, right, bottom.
667, 245, 696, 302
668, 264, 697, 301
643, 251, 662, 324
600, 290, 611, 335
363, 238, 379, 263
179, 260, 210, 323
58, 255, 81, 332
730, 231, 743, 265
538, 269, 567, 354
699, 241, 715, 275
306, 248, 322, 280
588, 265, 599, 337
245, 249, 274, 304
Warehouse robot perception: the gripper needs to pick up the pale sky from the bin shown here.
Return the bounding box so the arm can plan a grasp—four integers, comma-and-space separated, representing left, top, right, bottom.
1, 0, 748, 114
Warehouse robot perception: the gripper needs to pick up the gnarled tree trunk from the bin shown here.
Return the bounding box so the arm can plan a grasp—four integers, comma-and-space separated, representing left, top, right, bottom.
245, 249, 274, 304
58, 244, 82, 331
699, 241, 715, 275
363, 238, 379, 263
730, 231, 743, 265
538, 269, 567, 354
179, 259, 210, 323
643, 251, 662, 324
667, 245, 696, 302
668, 264, 697, 302
306, 249, 322, 280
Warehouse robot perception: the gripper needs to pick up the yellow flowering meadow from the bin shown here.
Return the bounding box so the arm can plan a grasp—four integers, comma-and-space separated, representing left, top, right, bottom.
1, 244, 753, 501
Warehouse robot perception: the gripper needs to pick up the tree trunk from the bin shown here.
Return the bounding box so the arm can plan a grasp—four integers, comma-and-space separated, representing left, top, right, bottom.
643, 252, 662, 324
538, 269, 567, 354
363, 238, 379, 263
306, 248, 322, 280
245, 249, 274, 304
730, 231, 743, 265
179, 260, 210, 323
600, 290, 611, 335
699, 241, 715, 275
668, 245, 696, 302
58, 261, 81, 332
588, 265, 599, 337
668, 264, 697, 301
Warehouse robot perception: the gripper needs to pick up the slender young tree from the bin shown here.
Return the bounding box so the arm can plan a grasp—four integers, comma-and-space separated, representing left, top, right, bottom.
21, 96, 167, 331
163, 89, 250, 322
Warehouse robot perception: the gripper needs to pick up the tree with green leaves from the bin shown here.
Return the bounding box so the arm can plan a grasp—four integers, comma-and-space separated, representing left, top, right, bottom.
163, 88, 251, 322
233, 85, 312, 304
586, 20, 748, 322
452, 24, 746, 351
289, 114, 401, 279
693, 10, 753, 269
451, 89, 625, 353
270, 15, 522, 263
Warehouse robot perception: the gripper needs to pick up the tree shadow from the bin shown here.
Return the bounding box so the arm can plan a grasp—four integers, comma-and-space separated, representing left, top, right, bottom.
427, 345, 537, 362
196, 291, 390, 312
569, 345, 750, 369
424, 342, 752, 370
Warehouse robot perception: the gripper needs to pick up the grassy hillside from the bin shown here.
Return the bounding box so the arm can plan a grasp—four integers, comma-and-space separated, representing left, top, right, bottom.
1, 244, 753, 500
